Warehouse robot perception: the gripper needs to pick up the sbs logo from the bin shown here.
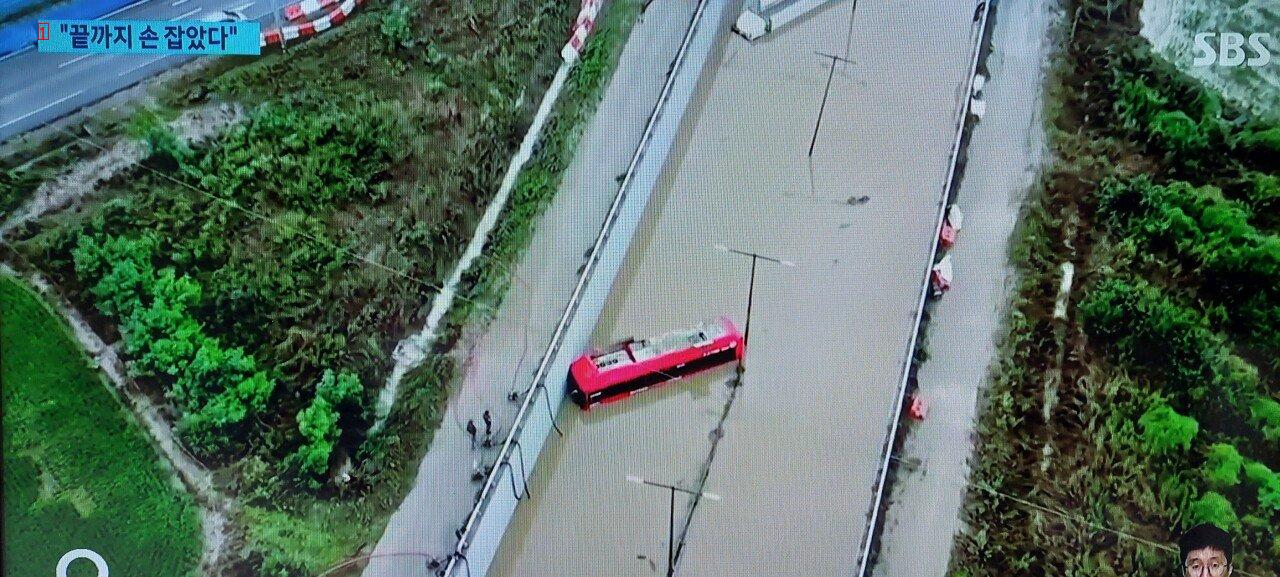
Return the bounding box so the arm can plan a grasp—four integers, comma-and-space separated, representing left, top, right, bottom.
1192, 32, 1273, 67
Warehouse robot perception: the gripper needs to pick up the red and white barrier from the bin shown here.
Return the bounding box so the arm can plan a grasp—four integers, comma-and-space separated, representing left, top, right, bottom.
266, 0, 603, 56
260, 0, 363, 47
282, 0, 338, 22
560, 0, 601, 62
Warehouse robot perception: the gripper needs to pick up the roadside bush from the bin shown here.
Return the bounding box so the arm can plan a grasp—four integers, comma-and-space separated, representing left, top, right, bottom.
1243, 461, 1280, 516
1235, 125, 1280, 166
1098, 176, 1280, 353
1238, 172, 1280, 222
379, 2, 414, 49
185, 100, 410, 213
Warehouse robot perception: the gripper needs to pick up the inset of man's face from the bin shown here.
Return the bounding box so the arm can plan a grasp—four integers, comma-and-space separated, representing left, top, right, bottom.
1184, 546, 1231, 576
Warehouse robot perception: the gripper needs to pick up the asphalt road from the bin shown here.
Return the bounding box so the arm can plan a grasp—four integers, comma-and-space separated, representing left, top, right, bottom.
0, 0, 282, 143
488, 1, 977, 576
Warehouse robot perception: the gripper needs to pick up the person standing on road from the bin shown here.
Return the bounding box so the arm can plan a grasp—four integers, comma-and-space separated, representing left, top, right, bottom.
482, 410, 494, 447
466, 419, 478, 450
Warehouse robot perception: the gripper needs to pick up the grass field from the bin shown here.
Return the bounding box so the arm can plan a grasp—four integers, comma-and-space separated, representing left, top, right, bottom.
1, 274, 201, 577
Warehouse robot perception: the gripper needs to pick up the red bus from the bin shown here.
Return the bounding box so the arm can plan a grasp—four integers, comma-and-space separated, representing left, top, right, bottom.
568, 318, 743, 409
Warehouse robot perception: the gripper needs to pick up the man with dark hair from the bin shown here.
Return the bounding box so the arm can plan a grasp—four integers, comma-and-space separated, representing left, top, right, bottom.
1179, 523, 1233, 576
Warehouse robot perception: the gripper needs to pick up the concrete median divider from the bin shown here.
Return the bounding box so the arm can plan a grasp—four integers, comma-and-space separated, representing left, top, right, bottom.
442, 1, 732, 575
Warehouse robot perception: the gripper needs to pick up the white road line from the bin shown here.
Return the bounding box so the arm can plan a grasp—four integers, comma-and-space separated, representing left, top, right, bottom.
101, 0, 151, 19
0, 44, 36, 63
57, 54, 94, 68
171, 0, 190, 5
117, 54, 167, 77
232, 2, 254, 11
0, 90, 85, 129
172, 7, 200, 19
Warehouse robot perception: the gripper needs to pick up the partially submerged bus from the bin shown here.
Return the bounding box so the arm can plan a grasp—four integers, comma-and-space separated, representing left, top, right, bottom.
567, 318, 743, 409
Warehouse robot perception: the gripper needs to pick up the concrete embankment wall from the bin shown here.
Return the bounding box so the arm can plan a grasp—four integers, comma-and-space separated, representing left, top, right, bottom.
444, 1, 736, 575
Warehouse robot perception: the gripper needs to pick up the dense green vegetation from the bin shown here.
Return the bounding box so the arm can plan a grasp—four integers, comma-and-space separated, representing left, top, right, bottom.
4, 0, 640, 573
15, 0, 572, 480
1, 275, 202, 577
952, 1, 1280, 575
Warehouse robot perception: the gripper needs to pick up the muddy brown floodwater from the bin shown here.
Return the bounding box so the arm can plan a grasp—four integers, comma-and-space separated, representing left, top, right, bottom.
489, 1, 976, 576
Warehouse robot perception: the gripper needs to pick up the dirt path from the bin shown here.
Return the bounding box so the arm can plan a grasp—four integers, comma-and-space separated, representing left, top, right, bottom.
0, 262, 235, 574
869, 1, 1057, 575
0, 102, 244, 240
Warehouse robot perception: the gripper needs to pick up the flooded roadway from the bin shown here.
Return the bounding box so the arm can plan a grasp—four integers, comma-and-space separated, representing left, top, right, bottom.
489, 1, 977, 575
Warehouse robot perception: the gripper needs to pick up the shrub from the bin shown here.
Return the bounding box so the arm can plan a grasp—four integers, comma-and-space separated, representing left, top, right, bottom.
72, 232, 278, 454
1203, 443, 1244, 489
289, 369, 365, 483
1139, 402, 1199, 455
379, 2, 414, 49
1080, 277, 1256, 406
1097, 176, 1280, 354
1243, 461, 1280, 516
1185, 492, 1239, 532
1148, 110, 1208, 157
1249, 396, 1280, 441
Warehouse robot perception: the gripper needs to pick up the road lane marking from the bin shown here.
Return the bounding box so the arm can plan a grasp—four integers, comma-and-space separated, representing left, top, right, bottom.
172, 7, 200, 19
58, 54, 94, 68
232, 2, 254, 11
101, 0, 151, 19
171, 0, 190, 5
0, 44, 35, 62
117, 54, 167, 76
0, 90, 85, 129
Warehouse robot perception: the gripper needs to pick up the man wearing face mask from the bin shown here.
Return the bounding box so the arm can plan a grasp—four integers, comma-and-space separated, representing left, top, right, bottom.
1180, 523, 1233, 577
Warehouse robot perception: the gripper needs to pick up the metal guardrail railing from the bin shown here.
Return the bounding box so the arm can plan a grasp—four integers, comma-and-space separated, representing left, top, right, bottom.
444, 0, 714, 574
853, 2, 994, 575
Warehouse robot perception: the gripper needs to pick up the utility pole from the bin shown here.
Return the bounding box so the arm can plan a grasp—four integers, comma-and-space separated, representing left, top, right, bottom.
713, 245, 794, 385
808, 51, 855, 158
626, 475, 721, 577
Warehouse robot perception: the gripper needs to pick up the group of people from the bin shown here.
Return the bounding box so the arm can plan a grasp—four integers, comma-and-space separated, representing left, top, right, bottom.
466, 410, 497, 482
465, 410, 495, 450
